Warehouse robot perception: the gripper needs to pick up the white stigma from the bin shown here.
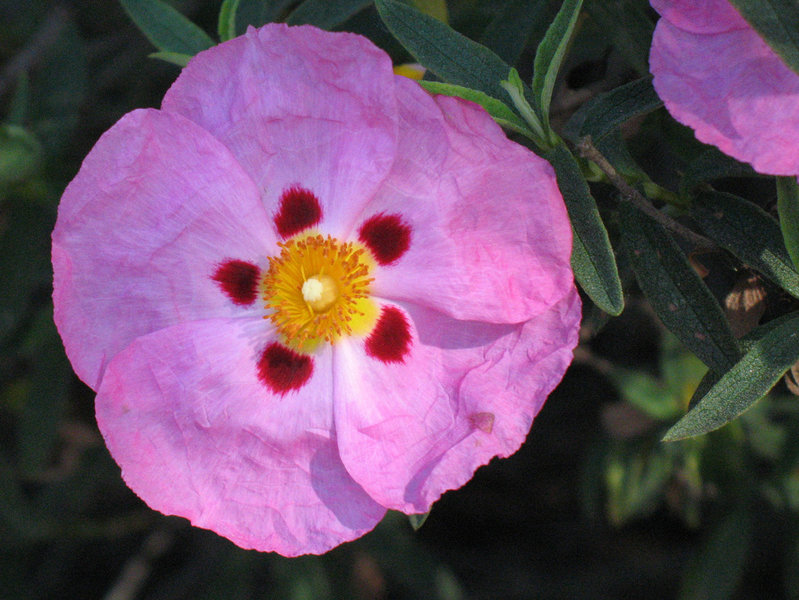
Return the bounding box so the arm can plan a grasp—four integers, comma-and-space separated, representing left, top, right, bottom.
302, 277, 324, 303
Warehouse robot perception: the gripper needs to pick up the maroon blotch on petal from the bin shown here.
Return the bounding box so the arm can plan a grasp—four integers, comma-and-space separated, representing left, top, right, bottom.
357, 213, 411, 265
274, 186, 322, 238
212, 259, 260, 306
365, 306, 412, 363
257, 343, 313, 395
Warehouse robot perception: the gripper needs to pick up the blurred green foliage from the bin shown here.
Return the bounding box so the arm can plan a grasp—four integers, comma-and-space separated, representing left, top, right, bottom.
4, 0, 799, 598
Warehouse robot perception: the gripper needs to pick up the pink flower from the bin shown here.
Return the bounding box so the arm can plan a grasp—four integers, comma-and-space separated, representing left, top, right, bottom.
52, 24, 580, 556
649, 0, 799, 175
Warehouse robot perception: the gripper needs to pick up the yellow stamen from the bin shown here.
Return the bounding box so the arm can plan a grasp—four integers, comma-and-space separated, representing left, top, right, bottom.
262, 232, 378, 351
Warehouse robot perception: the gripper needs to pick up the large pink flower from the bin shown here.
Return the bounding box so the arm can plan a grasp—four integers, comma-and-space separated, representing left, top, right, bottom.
52, 24, 580, 556
650, 0, 799, 175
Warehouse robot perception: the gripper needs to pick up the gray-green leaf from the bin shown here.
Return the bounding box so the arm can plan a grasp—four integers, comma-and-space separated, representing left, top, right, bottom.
692, 190, 799, 299
545, 144, 623, 315
620, 201, 741, 374
374, 0, 526, 105
664, 312, 799, 440
119, 0, 214, 55
532, 0, 583, 128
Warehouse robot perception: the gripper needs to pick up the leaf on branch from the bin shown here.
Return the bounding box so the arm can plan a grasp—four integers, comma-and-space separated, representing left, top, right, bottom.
692, 190, 799, 300
664, 311, 799, 440
620, 201, 741, 374
545, 144, 623, 315
119, 0, 214, 55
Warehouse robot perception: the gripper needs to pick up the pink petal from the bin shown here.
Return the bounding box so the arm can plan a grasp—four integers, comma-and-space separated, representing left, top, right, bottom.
333, 289, 581, 513
650, 1, 799, 175
96, 318, 385, 556
361, 77, 573, 323
650, 0, 747, 33
53, 109, 275, 390
162, 24, 398, 235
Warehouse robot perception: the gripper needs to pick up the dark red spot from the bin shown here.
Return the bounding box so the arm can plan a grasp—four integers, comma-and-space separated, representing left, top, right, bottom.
274, 186, 322, 238
257, 343, 313, 395
212, 260, 260, 306
365, 306, 412, 363
357, 213, 411, 265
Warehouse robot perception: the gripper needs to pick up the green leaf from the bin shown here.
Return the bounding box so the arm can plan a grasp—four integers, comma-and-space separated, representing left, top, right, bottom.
777, 176, 799, 271
374, 0, 524, 104
727, 0, 799, 76
148, 51, 192, 67
286, 0, 371, 29
663, 312, 799, 441
499, 68, 549, 143
0, 125, 42, 186
236, 0, 296, 29
692, 190, 799, 299
0, 198, 53, 343
584, 0, 654, 76
407, 512, 430, 530
605, 443, 676, 525
565, 77, 662, 143
679, 146, 758, 198
218, 0, 241, 41
562, 77, 661, 182
18, 309, 71, 475
410, 0, 447, 22
28, 20, 87, 158
545, 144, 623, 315
119, 0, 214, 55
620, 201, 741, 374
531, 0, 583, 128
7, 73, 30, 126
479, 0, 555, 66
418, 81, 534, 137
679, 508, 751, 600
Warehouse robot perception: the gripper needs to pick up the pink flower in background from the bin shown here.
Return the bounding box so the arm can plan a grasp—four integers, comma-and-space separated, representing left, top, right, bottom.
649, 0, 799, 175
52, 24, 580, 556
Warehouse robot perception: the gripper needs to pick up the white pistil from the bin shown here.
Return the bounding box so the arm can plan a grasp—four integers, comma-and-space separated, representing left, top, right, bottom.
302, 277, 324, 303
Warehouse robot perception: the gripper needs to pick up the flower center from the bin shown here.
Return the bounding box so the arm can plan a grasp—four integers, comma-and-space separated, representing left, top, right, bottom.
263, 233, 377, 351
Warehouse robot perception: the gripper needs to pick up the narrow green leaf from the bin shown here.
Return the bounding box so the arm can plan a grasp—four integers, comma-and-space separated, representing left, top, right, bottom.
679, 508, 751, 600
18, 309, 71, 475
119, 0, 214, 55
236, 0, 296, 29
0, 125, 42, 186
679, 146, 758, 198
584, 0, 654, 76
565, 77, 662, 143
692, 190, 799, 299
286, 0, 371, 29
545, 144, 623, 315
620, 201, 741, 374
149, 51, 192, 67
499, 68, 549, 144
218, 0, 241, 41
7, 73, 30, 125
664, 312, 799, 440
410, 0, 447, 22
727, 0, 799, 75
777, 176, 799, 271
479, 0, 555, 66
407, 512, 430, 530
418, 81, 534, 138
374, 0, 525, 104
532, 0, 583, 126
562, 77, 661, 182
